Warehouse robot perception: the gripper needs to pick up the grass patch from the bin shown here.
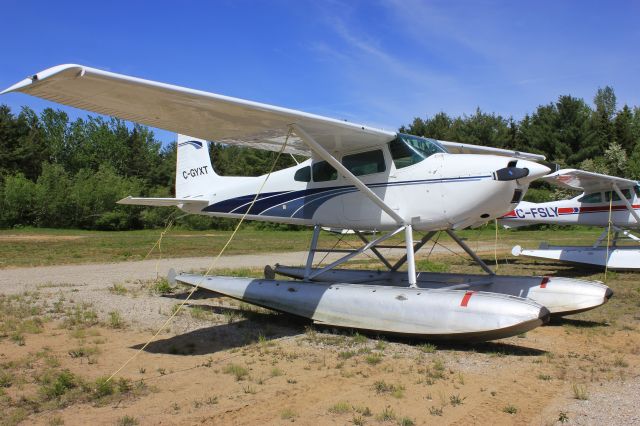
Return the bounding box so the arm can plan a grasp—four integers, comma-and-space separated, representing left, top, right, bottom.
376, 406, 396, 422
398, 417, 415, 426
365, 353, 383, 365
109, 283, 128, 295
502, 404, 518, 414
281, 408, 297, 420
62, 304, 99, 329
189, 305, 209, 320
373, 380, 405, 398
223, 363, 249, 381
108, 311, 126, 329
351, 332, 368, 344
449, 394, 465, 406
152, 278, 173, 294
429, 406, 443, 416
328, 401, 351, 414
418, 343, 437, 353
415, 259, 449, 272
353, 405, 372, 416
338, 350, 357, 360
117, 415, 139, 426
572, 383, 588, 400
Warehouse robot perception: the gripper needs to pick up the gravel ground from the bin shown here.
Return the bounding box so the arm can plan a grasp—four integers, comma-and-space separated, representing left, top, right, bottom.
0, 251, 317, 332
554, 380, 640, 425
1, 251, 638, 424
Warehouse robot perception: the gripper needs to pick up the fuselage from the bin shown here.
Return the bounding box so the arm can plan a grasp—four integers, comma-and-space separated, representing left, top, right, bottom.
181, 135, 549, 231
500, 186, 640, 228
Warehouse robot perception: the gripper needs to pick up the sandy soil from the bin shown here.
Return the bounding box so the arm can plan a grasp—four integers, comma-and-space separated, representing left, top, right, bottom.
1, 250, 639, 425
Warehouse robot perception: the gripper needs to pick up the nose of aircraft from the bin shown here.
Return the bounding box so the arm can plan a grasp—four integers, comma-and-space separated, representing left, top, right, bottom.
517, 160, 551, 183
494, 160, 550, 184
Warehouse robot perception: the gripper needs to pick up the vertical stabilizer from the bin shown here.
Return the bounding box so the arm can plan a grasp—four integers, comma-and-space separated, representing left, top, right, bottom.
176, 134, 218, 198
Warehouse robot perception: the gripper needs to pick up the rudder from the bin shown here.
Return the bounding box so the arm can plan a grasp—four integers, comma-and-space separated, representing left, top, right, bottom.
176, 134, 219, 198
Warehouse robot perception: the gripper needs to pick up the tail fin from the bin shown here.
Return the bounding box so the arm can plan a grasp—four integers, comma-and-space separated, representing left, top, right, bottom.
176, 134, 219, 198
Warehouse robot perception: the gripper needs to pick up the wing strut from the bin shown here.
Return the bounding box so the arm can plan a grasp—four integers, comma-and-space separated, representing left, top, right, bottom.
292, 124, 417, 287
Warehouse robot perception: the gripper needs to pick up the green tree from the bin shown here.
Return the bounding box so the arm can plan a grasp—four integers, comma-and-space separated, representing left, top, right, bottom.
0, 173, 38, 226
614, 105, 637, 153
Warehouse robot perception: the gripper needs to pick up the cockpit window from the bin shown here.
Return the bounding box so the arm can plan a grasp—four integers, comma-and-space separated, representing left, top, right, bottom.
342, 149, 386, 176
294, 166, 311, 182
388, 134, 446, 169
605, 189, 632, 202
578, 192, 602, 203
312, 161, 337, 182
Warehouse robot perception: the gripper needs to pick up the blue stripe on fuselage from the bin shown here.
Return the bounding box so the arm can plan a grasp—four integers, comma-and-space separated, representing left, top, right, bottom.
202, 175, 491, 219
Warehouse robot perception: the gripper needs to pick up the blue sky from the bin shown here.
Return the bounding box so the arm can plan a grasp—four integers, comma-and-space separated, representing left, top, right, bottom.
1, 0, 638, 143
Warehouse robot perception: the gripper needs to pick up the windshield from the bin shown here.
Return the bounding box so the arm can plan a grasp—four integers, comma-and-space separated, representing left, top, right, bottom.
388, 133, 447, 169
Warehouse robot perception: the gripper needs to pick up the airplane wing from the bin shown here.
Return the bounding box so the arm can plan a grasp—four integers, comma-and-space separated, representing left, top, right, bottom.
541, 169, 639, 192
117, 196, 209, 208
1, 64, 396, 156
437, 140, 546, 161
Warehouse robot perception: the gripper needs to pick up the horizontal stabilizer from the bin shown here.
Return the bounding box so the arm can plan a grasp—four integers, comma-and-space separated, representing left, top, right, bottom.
117, 196, 208, 208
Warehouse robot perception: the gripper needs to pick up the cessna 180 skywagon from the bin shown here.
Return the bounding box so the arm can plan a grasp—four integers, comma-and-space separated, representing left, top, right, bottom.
2, 65, 612, 340
501, 169, 640, 269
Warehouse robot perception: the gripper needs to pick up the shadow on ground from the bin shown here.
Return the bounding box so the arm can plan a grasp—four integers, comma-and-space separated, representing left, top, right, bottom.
547, 317, 610, 328
132, 306, 308, 355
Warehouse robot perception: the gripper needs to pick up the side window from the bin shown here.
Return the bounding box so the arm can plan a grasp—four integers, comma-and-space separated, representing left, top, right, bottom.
294, 166, 311, 182
635, 185, 640, 197
312, 161, 337, 182
578, 192, 602, 203
342, 149, 386, 176
605, 189, 632, 201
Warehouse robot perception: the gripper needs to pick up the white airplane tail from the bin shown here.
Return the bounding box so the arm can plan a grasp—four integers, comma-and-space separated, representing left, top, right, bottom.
117, 134, 220, 208
175, 134, 220, 198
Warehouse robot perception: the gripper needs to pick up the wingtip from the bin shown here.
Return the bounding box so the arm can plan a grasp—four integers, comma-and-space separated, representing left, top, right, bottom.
1, 77, 35, 95
116, 196, 133, 205
1, 64, 85, 95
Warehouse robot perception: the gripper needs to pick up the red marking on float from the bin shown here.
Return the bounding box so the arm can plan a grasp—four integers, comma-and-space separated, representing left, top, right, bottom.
540, 277, 550, 288
460, 291, 476, 307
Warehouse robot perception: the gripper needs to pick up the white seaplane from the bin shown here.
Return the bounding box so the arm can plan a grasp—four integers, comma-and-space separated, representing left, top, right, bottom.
2, 65, 612, 340
501, 169, 640, 269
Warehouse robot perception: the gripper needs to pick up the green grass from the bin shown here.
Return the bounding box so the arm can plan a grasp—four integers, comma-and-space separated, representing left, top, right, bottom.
0, 228, 316, 268
328, 401, 351, 414
502, 404, 518, 414
0, 227, 607, 268
373, 380, 405, 398
223, 363, 249, 381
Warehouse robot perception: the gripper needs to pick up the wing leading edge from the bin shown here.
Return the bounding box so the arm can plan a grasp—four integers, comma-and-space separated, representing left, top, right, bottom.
542, 169, 639, 192
1, 64, 395, 156
3, 64, 547, 161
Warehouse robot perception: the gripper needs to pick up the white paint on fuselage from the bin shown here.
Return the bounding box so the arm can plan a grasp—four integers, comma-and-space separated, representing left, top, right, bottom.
501, 193, 640, 228
182, 150, 536, 232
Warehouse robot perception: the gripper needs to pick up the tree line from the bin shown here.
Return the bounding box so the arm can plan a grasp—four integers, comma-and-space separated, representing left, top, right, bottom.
0, 86, 638, 230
